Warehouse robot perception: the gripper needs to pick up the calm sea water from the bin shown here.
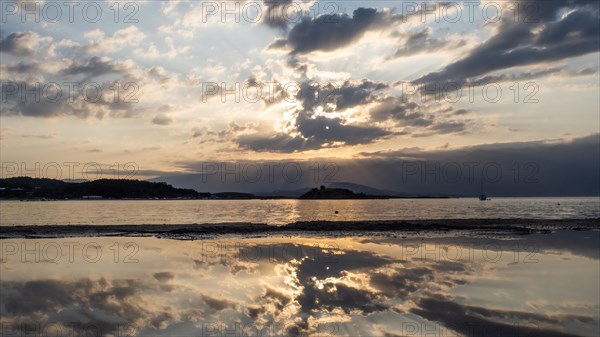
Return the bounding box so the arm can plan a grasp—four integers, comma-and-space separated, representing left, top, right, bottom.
1, 232, 598, 336
0, 197, 598, 226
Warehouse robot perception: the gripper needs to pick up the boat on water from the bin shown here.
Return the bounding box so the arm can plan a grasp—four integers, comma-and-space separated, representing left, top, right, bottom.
479, 174, 489, 201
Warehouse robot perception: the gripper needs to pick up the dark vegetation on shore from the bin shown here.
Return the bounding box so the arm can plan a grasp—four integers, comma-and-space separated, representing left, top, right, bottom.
0, 177, 206, 200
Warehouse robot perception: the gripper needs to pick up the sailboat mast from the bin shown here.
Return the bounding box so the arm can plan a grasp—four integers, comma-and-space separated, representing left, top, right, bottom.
479, 170, 487, 200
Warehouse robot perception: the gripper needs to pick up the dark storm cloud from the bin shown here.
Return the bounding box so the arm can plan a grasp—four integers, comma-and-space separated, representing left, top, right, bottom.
153, 272, 175, 282
0, 276, 247, 336
200, 294, 239, 311
416, 1, 600, 85
236, 110, 392, 153
1, 278, 153, 336
161, 134, 600, 197
272, 4, 467, 54
469, 67, 598, 86
267, 38, 288, 50
152, 114, 173, 125
236, 132, 313, 153
235, 79, 393, 153
0, 31, 42, 56
295, 110, 391, 145
1, 80, 143, 118
369, 96, 424, 124
390, 28, 466, 58
411, 295, 590, 337
4, 61, 40, 73
233, 244, 398, 335
290, 79, 388, 112
325, 79, 388, 111
1, 81, 89, 118
62, 56, 124, 79
245, 285, 293, 321
230, 71, 473, 153
233, 79, 471, 149
354, 133, 600, 196
278, 247, 394, 335
262, 0, 294, 30
368, 96, 472, 135
428, 120, 467, 134
275, 8, 402, 54
370, 268, 432, 299
298, 279, 386, 314
263, 286, 292, 309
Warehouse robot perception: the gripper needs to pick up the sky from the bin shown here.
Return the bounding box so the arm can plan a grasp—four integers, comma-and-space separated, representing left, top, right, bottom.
0, 0, 599, 193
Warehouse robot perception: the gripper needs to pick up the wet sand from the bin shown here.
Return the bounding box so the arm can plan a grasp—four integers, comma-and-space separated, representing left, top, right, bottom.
1, 218, 598, 239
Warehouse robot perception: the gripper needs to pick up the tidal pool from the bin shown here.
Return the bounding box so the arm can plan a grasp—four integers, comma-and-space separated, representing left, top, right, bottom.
1, 230, 598, 336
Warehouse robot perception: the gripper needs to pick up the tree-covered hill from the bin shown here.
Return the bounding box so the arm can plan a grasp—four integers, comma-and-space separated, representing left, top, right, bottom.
0, 177, 208, 199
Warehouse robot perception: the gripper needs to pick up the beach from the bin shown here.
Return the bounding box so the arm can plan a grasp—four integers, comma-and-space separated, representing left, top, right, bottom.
1, 218, 599, 239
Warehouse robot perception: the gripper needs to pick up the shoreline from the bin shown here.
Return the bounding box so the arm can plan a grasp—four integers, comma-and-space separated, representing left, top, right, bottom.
1, 218, 598, 239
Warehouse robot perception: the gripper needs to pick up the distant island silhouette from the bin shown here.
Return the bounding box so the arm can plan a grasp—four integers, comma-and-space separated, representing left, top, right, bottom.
0, 177, 206, 200
0, 177, 452, 200
299, 185, 385, 199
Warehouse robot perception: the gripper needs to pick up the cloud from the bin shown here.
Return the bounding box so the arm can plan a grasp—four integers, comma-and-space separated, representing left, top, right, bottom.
0, 78, 144, 119
200, 294, 238, 311
236, 110, 392, 153
322, 79, 388, 112
295, 110, 390, 145
415, 1, 600, 85
222, 76, 478, 152
18, 133, 54, 139
3, 61, 40, 73
369, 96, 473, 136
61, 56, 124, 79
428, 120, 468, 134
231, 79, 396, 153
134, 37, 189, 59
83, 26, 146, 54
370, 268, 432, 299
153, 272, 175, 282
1, 278, 153, 335
152, 114, 173, 126
261, 0, 295, 30
273, 8, 402, 54
411, 295, 588, 337
161, 133, 599, 196
389, 28, 467, 58
369, 97, 423, 124
0, 31, 52, 56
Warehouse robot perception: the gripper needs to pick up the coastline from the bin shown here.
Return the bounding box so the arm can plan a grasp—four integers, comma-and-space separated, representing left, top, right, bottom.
1, 218, 598, 239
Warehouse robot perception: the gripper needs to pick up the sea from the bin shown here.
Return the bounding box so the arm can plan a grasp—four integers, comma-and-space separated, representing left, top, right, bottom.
0, 197, 598, 226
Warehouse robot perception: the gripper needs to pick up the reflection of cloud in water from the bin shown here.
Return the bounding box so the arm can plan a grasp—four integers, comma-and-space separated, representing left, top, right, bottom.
0, 232, 598, 336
